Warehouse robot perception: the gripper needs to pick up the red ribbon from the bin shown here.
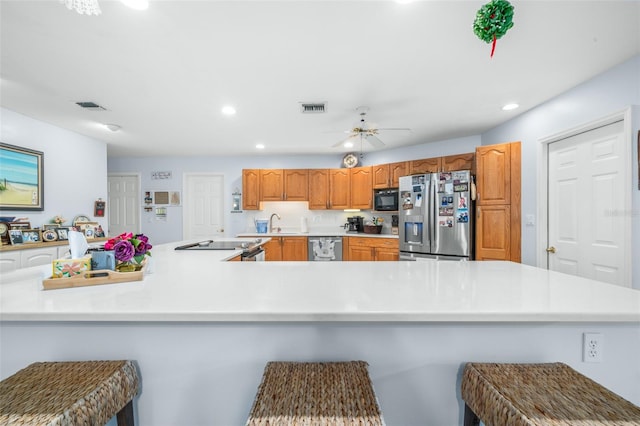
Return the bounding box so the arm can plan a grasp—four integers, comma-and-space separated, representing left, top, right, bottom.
491, 34, 497, 58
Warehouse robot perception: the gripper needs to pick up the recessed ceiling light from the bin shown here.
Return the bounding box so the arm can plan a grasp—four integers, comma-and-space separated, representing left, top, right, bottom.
502, 103, 519, 111
103, 123, 121, 132
120, 0, 149, 10
221, 106, 236, 116
256, 144, 265, 150
344, 141, 354, 148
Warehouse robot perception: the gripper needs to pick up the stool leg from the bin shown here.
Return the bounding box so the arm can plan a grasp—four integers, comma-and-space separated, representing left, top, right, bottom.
116, 400, 135, 426
463, 403, 480, 426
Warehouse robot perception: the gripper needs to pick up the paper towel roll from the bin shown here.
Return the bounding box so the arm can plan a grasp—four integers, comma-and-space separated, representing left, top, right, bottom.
301, 217, 308, 233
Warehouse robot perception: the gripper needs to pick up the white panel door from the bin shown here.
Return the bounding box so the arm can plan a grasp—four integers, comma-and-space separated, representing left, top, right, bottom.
108, 175, 140, 237
547, 120, 626, 285
184, 173, 224, 240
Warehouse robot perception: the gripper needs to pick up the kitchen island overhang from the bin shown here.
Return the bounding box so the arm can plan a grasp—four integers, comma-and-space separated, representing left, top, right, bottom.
1, 242, 639, 323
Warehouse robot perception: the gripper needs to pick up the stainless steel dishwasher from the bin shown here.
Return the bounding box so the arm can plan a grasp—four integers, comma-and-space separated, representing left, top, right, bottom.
308, 236, 343, 261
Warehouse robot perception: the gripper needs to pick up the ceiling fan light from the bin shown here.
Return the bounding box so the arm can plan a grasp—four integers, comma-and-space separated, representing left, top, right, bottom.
120, 0, 149, 10
344, 141, 354, 148
502, 103, 519, 111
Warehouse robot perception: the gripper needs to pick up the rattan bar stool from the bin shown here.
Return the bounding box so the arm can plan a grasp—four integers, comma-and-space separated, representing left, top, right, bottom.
246, 360, 385, 426
0, 360, 140, 426
461, 362, 640, 426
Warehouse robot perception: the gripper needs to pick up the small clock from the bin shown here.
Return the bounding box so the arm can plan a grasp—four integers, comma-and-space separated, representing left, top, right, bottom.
0, 222, 9, 245
342, 153, 359, 168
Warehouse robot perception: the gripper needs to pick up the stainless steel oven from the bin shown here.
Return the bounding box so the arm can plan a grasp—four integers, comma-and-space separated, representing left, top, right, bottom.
374, 189, 399, 211
241, 248, 265, 261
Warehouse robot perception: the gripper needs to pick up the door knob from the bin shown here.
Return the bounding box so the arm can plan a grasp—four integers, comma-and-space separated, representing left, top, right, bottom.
546, 246, 556, 253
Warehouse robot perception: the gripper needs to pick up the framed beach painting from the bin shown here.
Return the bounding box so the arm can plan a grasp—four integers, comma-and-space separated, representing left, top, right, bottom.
0, 143, 44, 210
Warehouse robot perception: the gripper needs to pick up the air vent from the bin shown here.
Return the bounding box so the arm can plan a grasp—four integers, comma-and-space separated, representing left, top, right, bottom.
300, 102, 326, 113
75, 101, 107, 111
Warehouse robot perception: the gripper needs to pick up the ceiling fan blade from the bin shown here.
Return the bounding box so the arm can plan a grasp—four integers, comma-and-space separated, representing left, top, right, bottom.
332, 134, 358, 148
366, 134, 385, 148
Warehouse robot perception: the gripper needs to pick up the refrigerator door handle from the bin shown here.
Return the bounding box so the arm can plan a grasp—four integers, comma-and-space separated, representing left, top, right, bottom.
429, 174, 436, 252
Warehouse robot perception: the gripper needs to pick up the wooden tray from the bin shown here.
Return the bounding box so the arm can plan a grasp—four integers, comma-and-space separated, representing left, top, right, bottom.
42, 265, 144, 290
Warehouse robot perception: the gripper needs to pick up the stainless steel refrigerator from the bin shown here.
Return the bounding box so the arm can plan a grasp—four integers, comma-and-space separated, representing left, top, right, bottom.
399, 171, 473, 261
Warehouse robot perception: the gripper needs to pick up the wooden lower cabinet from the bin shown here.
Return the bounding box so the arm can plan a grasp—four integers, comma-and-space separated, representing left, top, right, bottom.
264, 237, 308, 261
475, 204, 511, 261
345, 237, 399, 261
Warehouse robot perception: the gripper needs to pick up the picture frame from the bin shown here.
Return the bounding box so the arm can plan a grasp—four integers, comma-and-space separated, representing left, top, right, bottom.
42, 229, 58, 242
21, 229, 41, 243
55, 227, 70, 241
84, 228, 95, 239
94, 200, 105, 217
9, 229, 24, 245
0, 143, 44, 211
43, 224, 60, 230
9, 221, 31, 230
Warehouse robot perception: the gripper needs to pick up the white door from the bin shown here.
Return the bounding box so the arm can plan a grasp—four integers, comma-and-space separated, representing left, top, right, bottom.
183, 173, 224, 240
108, 174, 140, 237
547, 120, 627, 285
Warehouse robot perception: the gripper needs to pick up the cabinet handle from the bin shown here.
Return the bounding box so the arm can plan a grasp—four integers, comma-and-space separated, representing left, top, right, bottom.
283, 192, 286, 200
477, 207, 481, 218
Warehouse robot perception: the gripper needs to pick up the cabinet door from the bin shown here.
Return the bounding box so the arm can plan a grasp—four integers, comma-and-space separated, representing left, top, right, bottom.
372, 164, 390, 189
442, 153, 475, 172
348, 245, 374, 261
410, 157, 441, 174
375, 247, 399, 261
389, 161, 409, 187
475, 205, 511, 260
282, 237, 308, 261
284, 169, 308, 201
260, 169, 284, 201
22, 247, 57, 268
0, 251, 21, 274
242, 169, 260, 210
263, 239, 282, 261
329, 169, 350, 210
476, 144, 510, 205
350, 166, 372, 209
308, 169, 329, 210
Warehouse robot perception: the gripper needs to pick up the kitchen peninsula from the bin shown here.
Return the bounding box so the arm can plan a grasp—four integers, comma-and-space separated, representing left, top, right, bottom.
1, 241, 639, 425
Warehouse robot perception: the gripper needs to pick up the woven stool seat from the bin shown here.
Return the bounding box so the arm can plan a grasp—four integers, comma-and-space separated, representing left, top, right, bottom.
247, 361, 385, 426
0, 360, 139, 426
461, 362, 640, 426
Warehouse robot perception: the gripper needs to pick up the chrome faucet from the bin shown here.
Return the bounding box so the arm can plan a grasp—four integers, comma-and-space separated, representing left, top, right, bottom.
269, 213, 281, 233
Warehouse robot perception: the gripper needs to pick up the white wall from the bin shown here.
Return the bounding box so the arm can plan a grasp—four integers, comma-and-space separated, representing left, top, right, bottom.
481, 55, 640, 289
0, 108, 108, 231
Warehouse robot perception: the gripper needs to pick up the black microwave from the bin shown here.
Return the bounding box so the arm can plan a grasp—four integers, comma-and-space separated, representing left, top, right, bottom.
374, 189, 399, 211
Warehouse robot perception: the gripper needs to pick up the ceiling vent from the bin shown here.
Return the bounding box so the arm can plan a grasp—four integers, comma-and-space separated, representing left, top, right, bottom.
300, 102, 326, 113
75, 101, 107, 111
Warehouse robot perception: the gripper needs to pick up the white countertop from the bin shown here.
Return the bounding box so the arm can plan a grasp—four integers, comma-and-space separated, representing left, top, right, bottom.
237, 231, 398, 238
1, 240, 638, 322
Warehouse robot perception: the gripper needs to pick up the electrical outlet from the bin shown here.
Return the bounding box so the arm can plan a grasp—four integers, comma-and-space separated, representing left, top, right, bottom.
583, 332, 604, 363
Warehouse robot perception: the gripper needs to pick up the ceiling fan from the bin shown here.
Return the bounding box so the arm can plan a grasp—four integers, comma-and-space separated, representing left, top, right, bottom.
332, 106, 411, 149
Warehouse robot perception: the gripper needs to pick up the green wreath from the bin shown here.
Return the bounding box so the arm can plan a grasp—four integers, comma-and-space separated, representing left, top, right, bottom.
473, 0, 514, 57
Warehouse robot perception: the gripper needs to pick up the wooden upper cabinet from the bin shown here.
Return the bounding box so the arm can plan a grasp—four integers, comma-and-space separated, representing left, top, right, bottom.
442, 153, 475, 172
284, 169, 308, 201
372, 164, 390, 189
389, 161, 409, 187
242, 169, 260, 210
410, 157, 441, 174
260, 169, 284, 201
476, 144, 511, 205
350, 166, 372, 209
308, 169, 329, 210
374, 161, 408, 188
329, 169, 350, 210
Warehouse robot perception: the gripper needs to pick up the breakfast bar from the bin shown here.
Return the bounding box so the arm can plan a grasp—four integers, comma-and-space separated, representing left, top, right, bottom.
1, 241, 639, 425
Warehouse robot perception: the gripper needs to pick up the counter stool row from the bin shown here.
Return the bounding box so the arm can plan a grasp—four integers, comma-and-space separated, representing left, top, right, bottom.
2, 360, 639, 425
